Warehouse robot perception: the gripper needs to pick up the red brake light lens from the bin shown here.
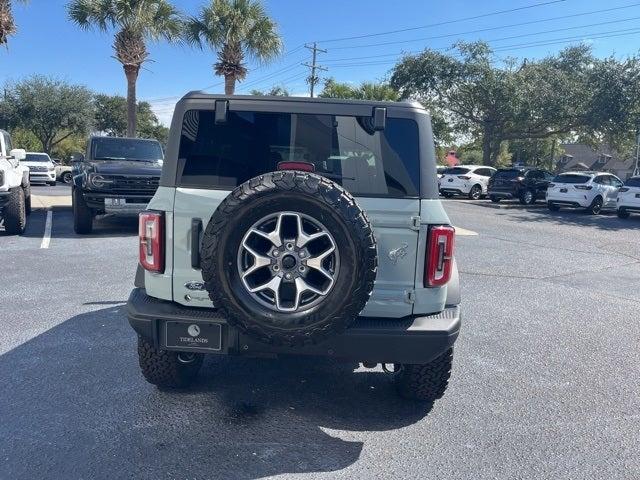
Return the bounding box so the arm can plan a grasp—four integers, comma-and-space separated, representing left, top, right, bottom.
425, 225, 455, 287
277, 161, 315, 172
139, 211, 164, 273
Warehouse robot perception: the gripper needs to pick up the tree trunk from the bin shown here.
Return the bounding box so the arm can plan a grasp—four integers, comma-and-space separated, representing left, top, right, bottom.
482, 128, 492, 166
224, 74, 236, 95
124, 64, 140, 137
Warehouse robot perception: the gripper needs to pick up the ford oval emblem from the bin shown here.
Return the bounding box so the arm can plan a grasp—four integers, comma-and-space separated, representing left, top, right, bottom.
184, 281, 205, 291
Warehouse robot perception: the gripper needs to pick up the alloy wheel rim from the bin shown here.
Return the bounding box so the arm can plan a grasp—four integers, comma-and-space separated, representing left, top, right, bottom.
237, 211, 340, 313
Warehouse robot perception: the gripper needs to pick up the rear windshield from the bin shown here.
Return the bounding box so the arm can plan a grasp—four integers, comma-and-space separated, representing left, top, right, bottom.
25, 153, 51, 162
625, 177, 640, 187
443, 167, 470, 175
92, 138, 163, 162
553, 174, 591, 184
177, 110, 420, 197
493, 169, 523, 179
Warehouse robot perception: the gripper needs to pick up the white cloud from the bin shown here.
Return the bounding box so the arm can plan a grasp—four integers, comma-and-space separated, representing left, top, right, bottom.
148, 98, 178, 126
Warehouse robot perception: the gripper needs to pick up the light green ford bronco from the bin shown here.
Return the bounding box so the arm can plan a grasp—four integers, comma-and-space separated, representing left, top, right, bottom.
127, 94, 461, 402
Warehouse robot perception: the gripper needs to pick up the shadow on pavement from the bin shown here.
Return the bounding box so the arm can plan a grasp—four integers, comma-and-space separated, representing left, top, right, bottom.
506, 208, 639, 231
0, 306, 431, 479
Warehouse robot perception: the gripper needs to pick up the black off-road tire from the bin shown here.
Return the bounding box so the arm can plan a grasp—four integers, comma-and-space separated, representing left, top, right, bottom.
137, 336, 204, 388
395, 348, 454, 402
73, 187, 93, 234
200, 171, 377, 347
547, 202, 560, 211
617, 208, 631, 219
490, 195, 501, 203
3, 188, 27, 235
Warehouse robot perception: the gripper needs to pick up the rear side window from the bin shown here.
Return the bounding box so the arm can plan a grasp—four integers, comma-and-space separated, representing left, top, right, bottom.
177, 110, 420, 198
625, 177, 640, 187
553, 174, 591, 184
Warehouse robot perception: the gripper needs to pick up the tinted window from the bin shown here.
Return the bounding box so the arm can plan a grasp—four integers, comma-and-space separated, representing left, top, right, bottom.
593, 176, 609, 185
625, 177, 640, 187
92, 138, 163, 162
553, 174, 591, 184
177, 110, 420, 198
494, 169, 523, 179
444, 167, 470, 175
25, 153, 51, 162
474, 168, 492, 177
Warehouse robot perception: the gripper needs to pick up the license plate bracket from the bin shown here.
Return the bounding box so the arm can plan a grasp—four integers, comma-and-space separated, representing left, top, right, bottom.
164, 321, 222, 351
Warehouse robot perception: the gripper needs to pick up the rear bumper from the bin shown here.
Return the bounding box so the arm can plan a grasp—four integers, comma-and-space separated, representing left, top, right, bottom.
127, 288, 462, 364
30, 172, 56, 183
488, 188, 518, 199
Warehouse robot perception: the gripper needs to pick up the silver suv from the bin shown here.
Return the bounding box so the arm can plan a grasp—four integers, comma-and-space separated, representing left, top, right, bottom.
127, 94, 461, 402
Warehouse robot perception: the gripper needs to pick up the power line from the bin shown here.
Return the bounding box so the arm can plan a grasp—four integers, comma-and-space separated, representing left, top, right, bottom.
327, 3, 640, 51
302, 42, 328, 98
316, 0, 569, 43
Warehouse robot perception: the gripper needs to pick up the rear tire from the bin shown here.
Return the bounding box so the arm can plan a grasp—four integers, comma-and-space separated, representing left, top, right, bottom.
137, 336, 204, 388
490, 195, 501, 203
468, 185, 482, 200
73, 188, 93, 234
547, 202, 560, 211
587, 196, 603, 215
617, 208, 631, 219
3, 188, 27, 235
395, 348, 454, 402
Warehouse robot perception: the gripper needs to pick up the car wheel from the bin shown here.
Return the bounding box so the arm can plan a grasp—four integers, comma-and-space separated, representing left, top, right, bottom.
519, 189, 535, 205
587, 196, 603, 215
547, 202, 560, 211
617, 208, 631, 219
73, 188, 93, 234
468, 185, 482, 200
62, 172, 73, 184
137, 336, 203, 388
490, 195, 501, 203
395, 348, 454, 402
3, 188, 27, 235
200, 171, 377, 347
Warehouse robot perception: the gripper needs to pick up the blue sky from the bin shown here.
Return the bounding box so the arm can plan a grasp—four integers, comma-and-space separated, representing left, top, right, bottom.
4, 0, 640, 124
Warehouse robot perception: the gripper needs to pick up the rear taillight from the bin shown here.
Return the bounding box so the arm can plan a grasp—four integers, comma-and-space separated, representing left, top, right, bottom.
277, 161, 315, 172
574, 185, 593, 190
458, 175, 471, 180
139, 211, 164, 273
425, 225, 455, 287
619, 187, 630, 193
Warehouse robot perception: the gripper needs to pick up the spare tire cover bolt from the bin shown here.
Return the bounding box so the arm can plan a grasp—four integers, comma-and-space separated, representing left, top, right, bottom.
273, 265, 280, 271
272, 250, 280, 257
298, 266, 306, 272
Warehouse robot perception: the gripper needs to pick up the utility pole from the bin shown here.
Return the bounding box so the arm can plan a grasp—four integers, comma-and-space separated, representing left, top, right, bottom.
635, 130, 640, 177
303, 42, 327, 98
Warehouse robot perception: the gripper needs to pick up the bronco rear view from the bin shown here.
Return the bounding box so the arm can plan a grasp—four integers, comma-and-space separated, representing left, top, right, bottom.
127, 94, 461, 402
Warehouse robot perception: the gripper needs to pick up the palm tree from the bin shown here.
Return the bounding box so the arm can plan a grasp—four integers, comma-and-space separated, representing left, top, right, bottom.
0, 0, 28, 47
185, 0, 282, 95
67, 0, 182, 137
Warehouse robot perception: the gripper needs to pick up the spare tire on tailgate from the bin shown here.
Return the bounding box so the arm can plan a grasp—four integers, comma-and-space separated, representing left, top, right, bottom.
200, 170, 377, 347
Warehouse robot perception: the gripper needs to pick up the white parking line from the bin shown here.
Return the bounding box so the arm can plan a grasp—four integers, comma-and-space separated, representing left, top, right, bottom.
454, 226, 478, 236
40, 210, 52, 249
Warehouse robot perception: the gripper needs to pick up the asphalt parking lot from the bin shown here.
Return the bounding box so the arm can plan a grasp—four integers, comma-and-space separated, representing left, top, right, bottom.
1, 187, 639, 479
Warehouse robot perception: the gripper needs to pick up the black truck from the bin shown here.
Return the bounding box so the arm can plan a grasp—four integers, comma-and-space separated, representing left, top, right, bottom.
72, 136, 163, 234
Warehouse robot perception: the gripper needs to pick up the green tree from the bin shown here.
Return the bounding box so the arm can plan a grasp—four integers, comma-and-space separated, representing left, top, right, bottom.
250, 85, 289, 96
391, 42, 638, 166
68, 0, 183, 137
94, 93, 169, 144
0, 0, 28, 46
2, 75, 94, 154
185, 0, 282, 95
319, 78, 399, 101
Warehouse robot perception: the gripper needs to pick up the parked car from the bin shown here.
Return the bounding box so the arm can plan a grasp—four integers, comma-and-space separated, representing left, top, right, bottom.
546, 171, 623, 214
71, 136, 164, 234
0, 129, 31, 234
23, 152, 57, 186
438, 165, 496, 199
127, 94, 461, 402
436, 165, 447, 179
487, 167, 555, 204
616, 176, 640, 219
52, 159, 73, 184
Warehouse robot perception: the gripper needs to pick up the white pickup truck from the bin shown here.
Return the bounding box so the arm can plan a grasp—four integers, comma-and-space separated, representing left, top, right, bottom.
0, 129, 31, 234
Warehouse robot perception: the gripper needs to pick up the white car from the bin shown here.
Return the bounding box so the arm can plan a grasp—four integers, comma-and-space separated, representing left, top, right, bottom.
23, 152, 57, 186
438, 165, 496, 200
547, 171, 623, 214
616, 176, 640, 219
0, 129, 31, 234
